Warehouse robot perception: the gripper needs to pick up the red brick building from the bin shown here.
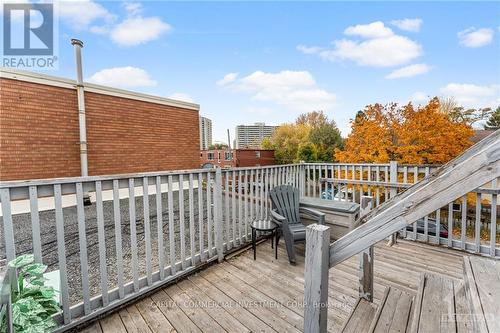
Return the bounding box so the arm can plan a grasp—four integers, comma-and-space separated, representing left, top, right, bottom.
200, 149, 275, 168
0, 68, 200, 181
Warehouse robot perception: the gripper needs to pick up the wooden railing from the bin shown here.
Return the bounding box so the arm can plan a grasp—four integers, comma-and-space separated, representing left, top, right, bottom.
303, 130, 500, 332
0, 164, 301, 331
302, 159, 499, 257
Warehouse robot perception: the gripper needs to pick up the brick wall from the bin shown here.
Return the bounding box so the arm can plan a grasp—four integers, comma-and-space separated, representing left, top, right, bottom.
199, 149, 275, 168
0, 77, 200, 181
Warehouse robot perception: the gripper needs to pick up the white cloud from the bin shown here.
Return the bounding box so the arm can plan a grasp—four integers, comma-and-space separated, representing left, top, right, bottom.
216, 73, 239, 86
344, 21, 394, 39
440, 83, 500, 107
458, 28, 494, 48
298, 21, 422, 67
390, 18, 423, 32
87, 66, 157, 88
385, 63, 431, 79
410, 91, 429, 104
58, 0, 115, 30
168, 93, 195, 103
296, 45, 323, 55
124, 2, 143, 16
218, 70, 337, 112
111, 16, 171, 46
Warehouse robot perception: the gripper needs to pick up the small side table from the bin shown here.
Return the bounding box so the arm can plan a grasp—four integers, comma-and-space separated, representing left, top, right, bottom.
251, 220, 278, 260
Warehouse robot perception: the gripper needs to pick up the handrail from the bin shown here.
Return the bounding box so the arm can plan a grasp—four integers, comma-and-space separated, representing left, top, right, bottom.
328, 129, 500, 267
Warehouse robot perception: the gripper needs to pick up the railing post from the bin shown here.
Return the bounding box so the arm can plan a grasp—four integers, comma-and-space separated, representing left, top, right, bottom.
389, 160, 398, 245
359, 195, 374, 302
0, 267, 13, 333
214, 167, 224, 262
304, 224, 330, 333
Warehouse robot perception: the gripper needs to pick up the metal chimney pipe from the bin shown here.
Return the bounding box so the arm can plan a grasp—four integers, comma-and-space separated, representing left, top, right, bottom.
71, 39, 88, 178
71, 39, 91, 205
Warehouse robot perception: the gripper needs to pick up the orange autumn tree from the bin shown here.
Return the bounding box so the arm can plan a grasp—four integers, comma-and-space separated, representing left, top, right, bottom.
336, 98, 475, 164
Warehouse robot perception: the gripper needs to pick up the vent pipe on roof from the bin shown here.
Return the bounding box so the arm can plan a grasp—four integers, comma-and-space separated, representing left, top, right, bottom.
71, 38, 91, 205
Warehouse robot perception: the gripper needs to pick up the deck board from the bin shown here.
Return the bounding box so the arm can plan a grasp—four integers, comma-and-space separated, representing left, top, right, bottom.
90, 239, 467, 333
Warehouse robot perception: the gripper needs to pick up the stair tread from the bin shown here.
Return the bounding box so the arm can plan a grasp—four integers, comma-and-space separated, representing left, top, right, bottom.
370, 287, 414, 333
341, 298, 377, 333
464, 256, 500, 333
411, 272, 476, 333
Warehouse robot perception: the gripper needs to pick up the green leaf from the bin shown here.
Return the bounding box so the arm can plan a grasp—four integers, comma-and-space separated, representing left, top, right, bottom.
22, 264, 47, 276
8, 254, 61, 332
8, 254, 34, 268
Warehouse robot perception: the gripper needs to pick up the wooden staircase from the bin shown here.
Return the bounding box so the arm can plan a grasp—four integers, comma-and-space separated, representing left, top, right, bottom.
341, 256, 500, 333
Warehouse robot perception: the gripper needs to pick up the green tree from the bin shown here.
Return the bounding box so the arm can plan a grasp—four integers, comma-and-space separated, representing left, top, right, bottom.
264, 111, 343, 164
297, 142, 318, 162
296, 111, 343, 162
262, 124, 310, 164
484, 106, 500, 130
208, 143, 228, 149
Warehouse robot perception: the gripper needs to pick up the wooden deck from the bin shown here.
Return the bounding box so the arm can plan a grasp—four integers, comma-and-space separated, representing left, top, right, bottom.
80, 239, 467, 333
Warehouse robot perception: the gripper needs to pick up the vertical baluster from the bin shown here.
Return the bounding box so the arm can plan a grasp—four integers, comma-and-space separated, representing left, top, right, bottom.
0, 189, 15, 262
238, 170, 243, 242
413, 167, 418, 237
260, 169, 265, 218
475, 192, 482, 253
128, 179, 140, 291
224, 172, 230, 249
76, 182, 90, 314
206, 172, 213, 258
189, 174, 196, 261
359, 165, 363, 199
178, 174, 186, 270
490, 179, 497, 257
367, 166, 372, 197
312, 165, 316, 197
264, 168, 269, 219
244, 170, 249, 242
403, 167, 408, 184
156, 176, 165, 278
54, 185, 70, 324
423, 168, 430, 242
344, 165, 349, 202
384, 166, 389, 202
113, 180, 124, 298
338, 164, 343, 199
231, 170, 237, 245
198, 173, 205, 262
461, 195, 467, 250
448, 202, 453, 247
435, 208, 441, 245
306, 164, 310, 196
250, 169, 254, 227
95, 181, 109, 306
142, 177, 153, 284
29, 186, 42, 263
375, 166, 380, 206
168, 175, 176, 272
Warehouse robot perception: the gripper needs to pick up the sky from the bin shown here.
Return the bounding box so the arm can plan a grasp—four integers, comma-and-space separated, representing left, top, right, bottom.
4, 1, 500, 142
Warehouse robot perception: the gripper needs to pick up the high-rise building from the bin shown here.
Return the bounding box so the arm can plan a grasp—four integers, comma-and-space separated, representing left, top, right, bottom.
235, 122, 278, 148
199, 116, 212, 150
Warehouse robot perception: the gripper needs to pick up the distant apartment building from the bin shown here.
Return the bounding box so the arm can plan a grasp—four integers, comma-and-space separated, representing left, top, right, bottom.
235, 122, 278, 148
199, 116, 213, 150
200, 149, 275, 168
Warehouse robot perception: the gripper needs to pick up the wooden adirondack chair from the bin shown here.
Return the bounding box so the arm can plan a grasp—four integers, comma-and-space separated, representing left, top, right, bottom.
269, 185, 325, 264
